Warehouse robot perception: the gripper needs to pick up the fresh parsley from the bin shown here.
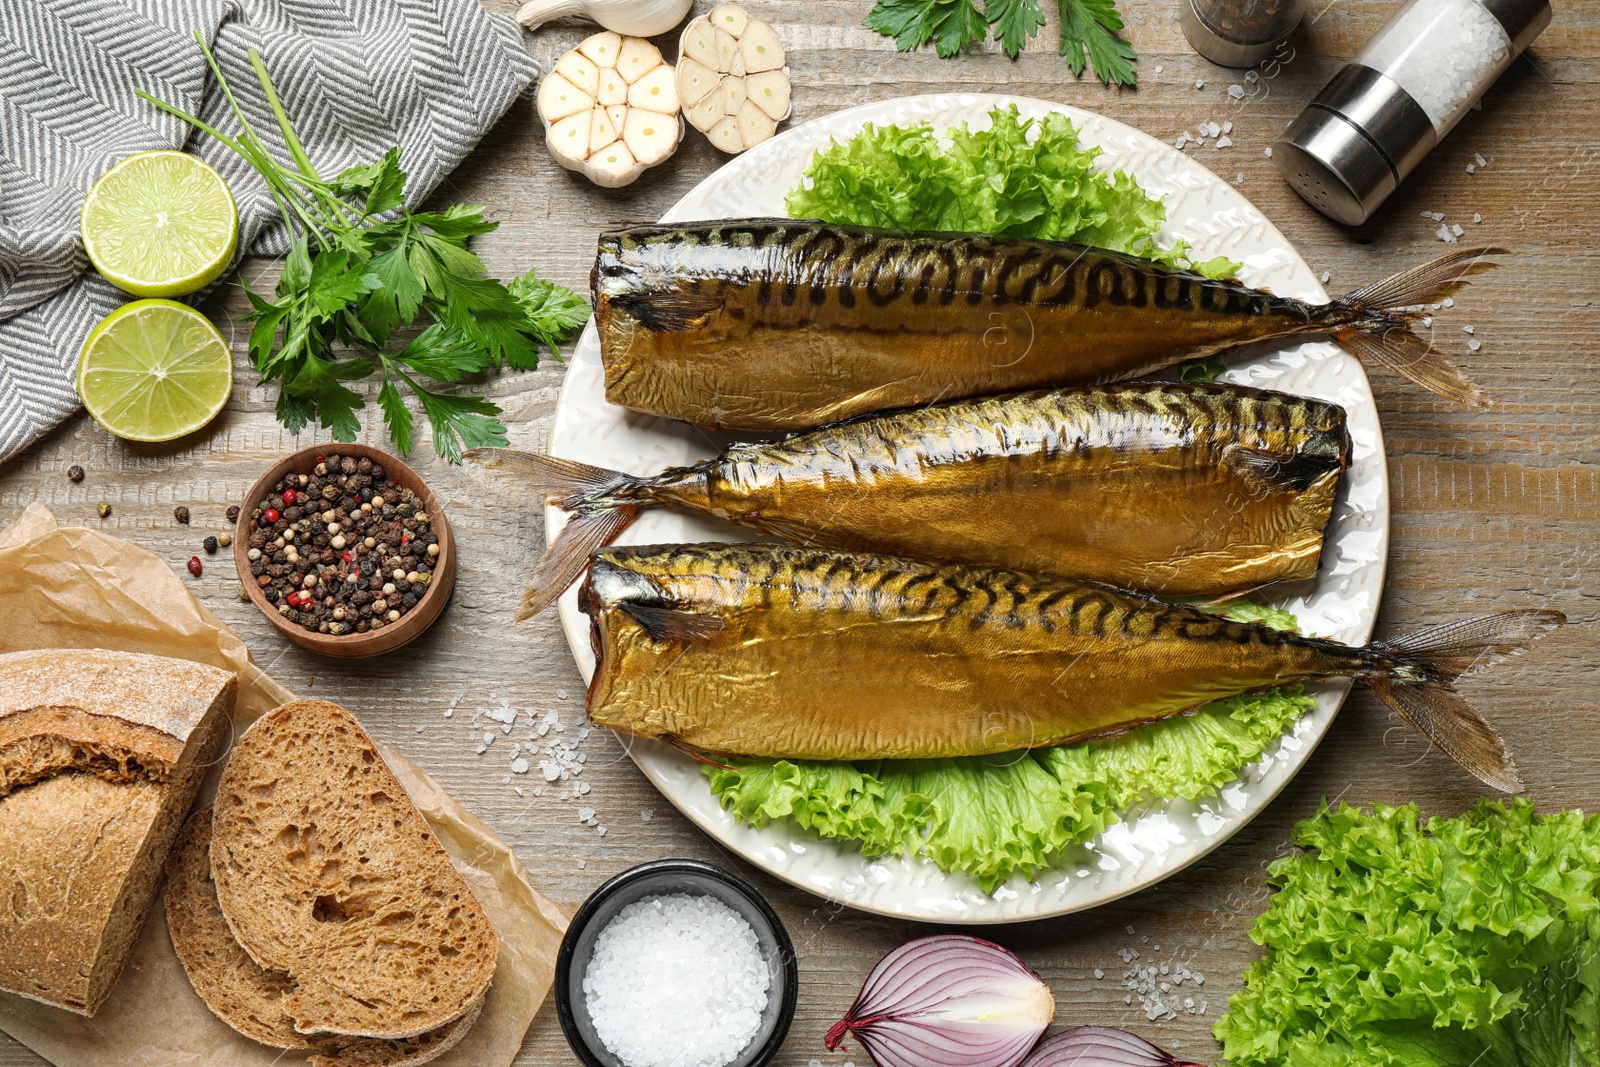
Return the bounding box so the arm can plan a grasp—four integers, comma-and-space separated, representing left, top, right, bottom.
864, 0, 1137, 86
137, 33, 588, 462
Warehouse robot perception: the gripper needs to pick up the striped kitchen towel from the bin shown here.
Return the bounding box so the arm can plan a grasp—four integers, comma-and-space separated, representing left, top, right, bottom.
0, 0, 536, 465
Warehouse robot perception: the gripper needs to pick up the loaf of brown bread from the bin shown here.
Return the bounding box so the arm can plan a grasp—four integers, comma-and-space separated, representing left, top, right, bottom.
166, 809, 482, 1067
0, 648, 235, 1015
211, 700, 498, 1040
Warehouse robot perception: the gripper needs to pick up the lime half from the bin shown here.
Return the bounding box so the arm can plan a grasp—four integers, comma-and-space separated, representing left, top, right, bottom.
81, 150, 238, 298
78, 299, 232, 442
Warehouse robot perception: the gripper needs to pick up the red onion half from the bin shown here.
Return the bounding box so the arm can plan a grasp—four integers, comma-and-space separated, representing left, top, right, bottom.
825, 934, 1055, 1067
1019, 1025, 1209, 1067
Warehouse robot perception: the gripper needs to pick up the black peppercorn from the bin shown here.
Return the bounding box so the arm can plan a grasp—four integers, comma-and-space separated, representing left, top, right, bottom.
174, 506, 190, 524
203, 535, 219, 554
226, 505, 240, 523
67, 465, 85, 482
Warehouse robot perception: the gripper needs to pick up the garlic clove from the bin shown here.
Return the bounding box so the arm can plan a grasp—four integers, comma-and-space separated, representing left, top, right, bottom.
705, 115, 745, 153
629, 64, 679, 112
537, 72, 592, 122
729, 51, 746, 78
586, 141, 639, 188
744, 69, 790, 121
680, 21, 721, 71
616, 35, 660, 83
676, 57, 720, 108
546, 110, 593, 169
517, 0, 692, 36
578, 30, 623, 67
719, 74, 746, 117
622, 108, 680, 166
589, 106, 620, 154
735, 99, 776, 148
606, 103, 629, 130
708, 3, 748, 35
714, 26, 739, 71
739, 20, 784, 73
687, 92, 723, 134
597, 66, 628, 105
555, 51, 601, 97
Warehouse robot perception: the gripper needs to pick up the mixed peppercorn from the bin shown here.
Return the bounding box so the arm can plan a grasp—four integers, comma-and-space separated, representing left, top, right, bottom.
244, 453, 439, 635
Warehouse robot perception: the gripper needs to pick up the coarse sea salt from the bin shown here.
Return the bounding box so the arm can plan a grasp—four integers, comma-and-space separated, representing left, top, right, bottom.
584, 894, 770, 1067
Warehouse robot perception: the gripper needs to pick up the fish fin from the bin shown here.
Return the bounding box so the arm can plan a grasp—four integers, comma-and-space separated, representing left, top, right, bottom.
610, 288, 726, 332
1367, 608, 1565, 793
1326, 246, 1506, 409
1374, 608, 1566, 679
618, 600, 726, 644
516, 506, 640, 621
1224, 444, 1344, 493
1332, 326, 1490, 410
467, 448, 636, 510
1340, 246, 1507, 308
1368, 677, 1524, 794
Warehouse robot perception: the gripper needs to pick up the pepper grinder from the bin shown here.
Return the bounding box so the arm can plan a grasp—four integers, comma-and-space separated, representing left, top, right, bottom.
1275, 0, 1553, 225
1181, 0, 1308, 68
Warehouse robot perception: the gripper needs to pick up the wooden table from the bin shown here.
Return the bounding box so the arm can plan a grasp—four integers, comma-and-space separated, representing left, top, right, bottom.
3, 2, 1596, 1063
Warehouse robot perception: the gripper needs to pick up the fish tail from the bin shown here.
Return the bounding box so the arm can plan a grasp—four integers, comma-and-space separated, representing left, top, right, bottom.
1323, 246, 1507, 409
466, 448, 645, 620
1365, 608, 1565, 793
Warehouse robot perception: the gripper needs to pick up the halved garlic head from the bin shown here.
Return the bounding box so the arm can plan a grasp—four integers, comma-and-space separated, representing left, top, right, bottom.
677, 4, 791, 154
537, 31, 683, 188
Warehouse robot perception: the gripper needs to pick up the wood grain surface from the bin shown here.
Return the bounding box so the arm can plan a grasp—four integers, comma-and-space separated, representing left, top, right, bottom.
3, 1, 1597, 1063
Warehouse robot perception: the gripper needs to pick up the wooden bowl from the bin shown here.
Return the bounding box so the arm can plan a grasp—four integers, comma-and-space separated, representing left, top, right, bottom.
233, 444, 456, 658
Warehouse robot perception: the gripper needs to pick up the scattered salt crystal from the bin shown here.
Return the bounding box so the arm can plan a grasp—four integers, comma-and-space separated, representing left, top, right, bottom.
501, 775, 510, 785
1175, 136, 1188, 150
1475, 152, 1488, 168
1264, 146, 1273, 157
1245, 70, 1259, 83
1154, 65, 1164, 73
514, 787, 525, 796
584, 894, 769, 1067
443, 709, 453, 718
534, 786, 543, 796
414, 725, 425, 733
1222, 120, 1233, 134
475, 745, 487, 755
1466, 164, 1477, 174
1464, 325, 1475, 334
1215, 136, 1233, 148
578, 808, 596, 822
577, 782, 592, 795
1452, 224, 1464, 236
1474, 213, 1482, 223
1421, 316, 1433, 327
1094, 969, 1104, 979
1195, 80, 1204, 89
483, 731, 495, 744
1227, 84, 1244, 99
1442, 297, 1454, 307
511, 758, 530, 774
577, 859, 585, 869
1431, 211, 1447, 221
642, 809, 654, 821
1319, 271, 1330, 284
557, 688, 569, 700
1126, 926, 1136, 935
541, 761, 561, 781
1468, 339, 1482, 351
597, 826, 607, 836
1437, 224, 1456, 243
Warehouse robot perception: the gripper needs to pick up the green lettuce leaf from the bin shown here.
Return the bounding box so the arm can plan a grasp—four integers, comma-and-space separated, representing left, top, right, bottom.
1216, 799, 1600, 1067
785, 105, 1241, 279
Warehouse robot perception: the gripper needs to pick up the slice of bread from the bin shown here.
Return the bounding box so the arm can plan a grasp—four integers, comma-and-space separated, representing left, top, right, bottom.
166, 809, 482, 1067
0, 648, 235, 1016
211, 700, 498, 1040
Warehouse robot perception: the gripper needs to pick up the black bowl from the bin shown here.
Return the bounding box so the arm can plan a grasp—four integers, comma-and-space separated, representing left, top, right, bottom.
555, 859, 798, 1067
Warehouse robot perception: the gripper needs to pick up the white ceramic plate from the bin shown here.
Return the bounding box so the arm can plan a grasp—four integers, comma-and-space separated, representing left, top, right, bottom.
546, 93, 1388, 923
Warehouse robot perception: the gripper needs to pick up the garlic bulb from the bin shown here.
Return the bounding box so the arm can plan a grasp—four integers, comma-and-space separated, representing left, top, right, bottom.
676, 4, 791, 154
517, 0, 692, 37
538, 32, 683, 188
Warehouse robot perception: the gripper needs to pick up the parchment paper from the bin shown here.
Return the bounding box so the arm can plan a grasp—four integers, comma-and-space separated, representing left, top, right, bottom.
0, 503, 568, 1067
